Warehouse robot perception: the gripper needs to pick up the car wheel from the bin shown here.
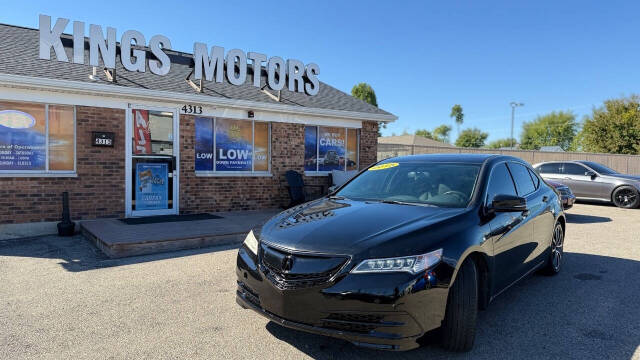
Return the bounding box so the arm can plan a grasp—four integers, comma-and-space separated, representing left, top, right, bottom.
441, 258, 478, 352
612, 186, 640, 208
541, 222, 564, 276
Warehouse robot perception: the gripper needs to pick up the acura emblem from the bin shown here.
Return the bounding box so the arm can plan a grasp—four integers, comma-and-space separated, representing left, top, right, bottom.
281, 255, 294, 272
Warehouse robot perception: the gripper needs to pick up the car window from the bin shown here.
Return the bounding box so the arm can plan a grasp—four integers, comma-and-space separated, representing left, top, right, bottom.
537, 163, 561, 174
486, 163, 517, 203
528, 168, 540, 189
337, 162, 481, 208
562, 163, 588, 175
508, 162, 536, 196
579, 161, 617, 175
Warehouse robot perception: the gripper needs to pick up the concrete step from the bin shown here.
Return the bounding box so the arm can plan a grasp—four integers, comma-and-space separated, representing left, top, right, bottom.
79, 210, 279, 258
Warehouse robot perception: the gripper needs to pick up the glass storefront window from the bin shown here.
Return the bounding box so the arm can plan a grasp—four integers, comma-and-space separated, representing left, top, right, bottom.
0, 100, 75, 174
304, 126, 359, 173
195, 117, 270, 174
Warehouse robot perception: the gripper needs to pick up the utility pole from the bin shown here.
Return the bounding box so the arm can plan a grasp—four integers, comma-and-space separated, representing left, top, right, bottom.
510, 102, 524, 148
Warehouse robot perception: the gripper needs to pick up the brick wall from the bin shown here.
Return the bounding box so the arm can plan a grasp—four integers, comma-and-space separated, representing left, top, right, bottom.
179, 117, 379, 213
360, 121, 379, 168
1, 111, 379, 223
0, 106, 125, 224
179, 115, 313, 212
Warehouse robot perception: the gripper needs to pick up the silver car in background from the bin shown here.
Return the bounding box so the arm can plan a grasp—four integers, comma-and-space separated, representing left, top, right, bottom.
533, 160, 640, 209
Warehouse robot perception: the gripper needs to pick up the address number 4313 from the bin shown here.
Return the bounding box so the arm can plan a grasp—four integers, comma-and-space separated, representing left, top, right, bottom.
181, 105, 203, 114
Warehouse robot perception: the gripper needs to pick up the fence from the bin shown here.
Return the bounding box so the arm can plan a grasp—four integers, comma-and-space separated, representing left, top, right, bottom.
378, 144, 640, 174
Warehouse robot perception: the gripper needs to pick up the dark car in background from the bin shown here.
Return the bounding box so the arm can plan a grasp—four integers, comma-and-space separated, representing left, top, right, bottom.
324, 150, 340, 166
546, 180, 576, 210
236, 154, 565, 352
533, 160, 640, 208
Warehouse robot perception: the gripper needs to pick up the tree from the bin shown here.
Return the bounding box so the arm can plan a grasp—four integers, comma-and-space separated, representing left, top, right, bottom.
351, 83, 378, 107
415, 124, 451, 143
450, 104, 464, 136
455, 128, 488, 148
415, 129, 434, 139
581, 95, 640, 154
433, 124, 452, 143
519, 111, 578, 151
352, 82, 383, 135
487, 138, 517, 149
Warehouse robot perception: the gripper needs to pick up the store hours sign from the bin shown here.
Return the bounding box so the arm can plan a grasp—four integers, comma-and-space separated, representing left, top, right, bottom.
38, 14, 320, 95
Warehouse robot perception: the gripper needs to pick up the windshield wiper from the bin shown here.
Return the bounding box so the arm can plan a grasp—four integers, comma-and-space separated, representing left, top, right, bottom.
378, 199, 438, 207
328, 195, 347, 200
379, 199, 419, 206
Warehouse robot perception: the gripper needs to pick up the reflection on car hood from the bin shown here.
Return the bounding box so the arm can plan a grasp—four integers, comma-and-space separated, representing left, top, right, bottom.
260, 197, 466, 255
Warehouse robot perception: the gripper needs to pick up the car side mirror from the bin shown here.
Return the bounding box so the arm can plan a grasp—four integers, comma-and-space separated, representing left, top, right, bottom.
490, 194, 527, 212
585, 170, 596, 177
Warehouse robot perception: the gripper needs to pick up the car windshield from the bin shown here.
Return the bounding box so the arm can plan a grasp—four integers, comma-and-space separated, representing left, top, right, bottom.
580, 161, 617, 175
336, 162, 481, 208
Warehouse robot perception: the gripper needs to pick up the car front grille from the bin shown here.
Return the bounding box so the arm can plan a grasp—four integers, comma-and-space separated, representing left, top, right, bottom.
260, 244, 349, 290
320, 313, 386, 334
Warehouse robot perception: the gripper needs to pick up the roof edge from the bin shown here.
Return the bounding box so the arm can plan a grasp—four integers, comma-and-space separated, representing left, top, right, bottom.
0, 73, 397, 122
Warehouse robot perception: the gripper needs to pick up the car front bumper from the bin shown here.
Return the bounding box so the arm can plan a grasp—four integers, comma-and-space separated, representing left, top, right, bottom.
235, 246, 451, 351
562, 194, 576, 209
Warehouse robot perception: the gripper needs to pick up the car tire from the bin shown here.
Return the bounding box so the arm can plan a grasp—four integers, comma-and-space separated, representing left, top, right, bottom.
441, 258, 478, 352
612, 186, 640, 208
541, 222, 564, 276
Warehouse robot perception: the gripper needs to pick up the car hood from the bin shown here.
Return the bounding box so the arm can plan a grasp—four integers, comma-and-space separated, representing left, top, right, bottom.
259, 197, 467, 255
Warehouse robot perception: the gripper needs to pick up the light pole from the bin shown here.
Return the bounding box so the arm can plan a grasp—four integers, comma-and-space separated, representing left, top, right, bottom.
510, 102, 524, 148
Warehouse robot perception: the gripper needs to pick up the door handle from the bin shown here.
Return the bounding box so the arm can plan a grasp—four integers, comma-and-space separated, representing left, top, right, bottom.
542, 195, 549, 203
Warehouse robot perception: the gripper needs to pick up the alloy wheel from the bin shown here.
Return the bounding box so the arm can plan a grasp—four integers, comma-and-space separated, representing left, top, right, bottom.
551, 225, 564, 271
614, 188, 637, 207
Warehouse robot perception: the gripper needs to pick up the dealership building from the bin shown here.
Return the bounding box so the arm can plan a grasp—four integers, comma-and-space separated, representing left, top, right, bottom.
0, 16, 396, 226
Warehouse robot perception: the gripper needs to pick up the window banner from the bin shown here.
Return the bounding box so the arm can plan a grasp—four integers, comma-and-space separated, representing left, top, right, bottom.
215, 118, 252, 171
135, 162, 168, 210
318, 127, 345, 171
254, 122, 269, 172
304, 126, 317, 171
195, 117, 214, 171
0, 107, 46, 170
133, 109, 151, 154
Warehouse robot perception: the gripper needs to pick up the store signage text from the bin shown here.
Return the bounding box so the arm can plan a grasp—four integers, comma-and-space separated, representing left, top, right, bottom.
38, 15, 320, 95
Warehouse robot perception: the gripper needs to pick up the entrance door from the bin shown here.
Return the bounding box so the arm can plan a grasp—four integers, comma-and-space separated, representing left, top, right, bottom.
125, 106, 179, 217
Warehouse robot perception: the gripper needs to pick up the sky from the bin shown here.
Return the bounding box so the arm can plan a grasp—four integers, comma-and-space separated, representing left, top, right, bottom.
2, 1, 639, 142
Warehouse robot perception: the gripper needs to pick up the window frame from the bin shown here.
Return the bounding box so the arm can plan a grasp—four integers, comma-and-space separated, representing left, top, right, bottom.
485, 162, 518, 205
303, 125, 360, 176
507, 162, 537, 197
561, 162, 589, 176
194, 116, 272, 177
0, 100, 77, 177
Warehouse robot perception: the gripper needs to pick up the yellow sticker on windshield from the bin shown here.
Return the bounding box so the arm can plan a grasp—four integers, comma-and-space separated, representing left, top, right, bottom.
369, 162, 399, 171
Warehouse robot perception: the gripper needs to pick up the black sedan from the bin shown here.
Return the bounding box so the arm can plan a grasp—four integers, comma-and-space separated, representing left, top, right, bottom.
236, 154, 565, 352
546, 180, 576, 210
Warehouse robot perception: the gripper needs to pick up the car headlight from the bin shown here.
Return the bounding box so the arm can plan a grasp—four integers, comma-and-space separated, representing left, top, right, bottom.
243, 230, 259, 255
351, 249, 443, 274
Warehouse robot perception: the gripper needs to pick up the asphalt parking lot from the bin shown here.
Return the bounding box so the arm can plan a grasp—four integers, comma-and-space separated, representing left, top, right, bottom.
1, 203, 639, 359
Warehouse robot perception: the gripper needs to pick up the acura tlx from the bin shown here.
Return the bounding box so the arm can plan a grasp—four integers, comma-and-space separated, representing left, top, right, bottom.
236, 154, 565, 352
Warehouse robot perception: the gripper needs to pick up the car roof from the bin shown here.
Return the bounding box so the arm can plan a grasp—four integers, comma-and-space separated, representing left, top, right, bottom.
532, 160, 589, 166
382, 153, 514, 165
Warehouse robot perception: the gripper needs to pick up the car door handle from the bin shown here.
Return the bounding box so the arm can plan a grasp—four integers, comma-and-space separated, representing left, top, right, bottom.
542, 195, 549, 203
